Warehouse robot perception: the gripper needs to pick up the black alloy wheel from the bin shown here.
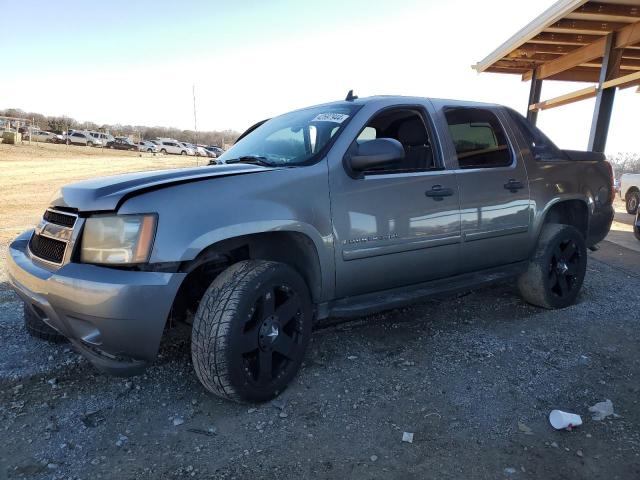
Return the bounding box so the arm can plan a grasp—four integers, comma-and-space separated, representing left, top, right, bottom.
191, 260, 312, 403
238, 283, 305, 388
548, 238, 582, 300
518, 224, 587, 309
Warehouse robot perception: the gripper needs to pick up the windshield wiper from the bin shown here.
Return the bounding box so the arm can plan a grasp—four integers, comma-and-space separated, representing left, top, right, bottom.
224, 155, 277, 167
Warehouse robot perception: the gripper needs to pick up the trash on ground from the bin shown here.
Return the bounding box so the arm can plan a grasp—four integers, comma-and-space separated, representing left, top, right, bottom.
402, 432, 414, 443
549, 410, 582, 430
589, 399, 615, 421
172, 417, 185, 426
518, 421, 533, 435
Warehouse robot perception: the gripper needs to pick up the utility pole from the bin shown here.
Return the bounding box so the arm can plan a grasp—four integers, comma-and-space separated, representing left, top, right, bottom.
192, 83, 198, 146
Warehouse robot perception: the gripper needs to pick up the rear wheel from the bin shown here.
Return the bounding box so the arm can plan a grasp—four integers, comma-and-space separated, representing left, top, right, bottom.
626, 190, 639, 214
517, 224, 587, 309
191, 260, 312, 403
23, 304, 66, 343
160, 148, 167, 154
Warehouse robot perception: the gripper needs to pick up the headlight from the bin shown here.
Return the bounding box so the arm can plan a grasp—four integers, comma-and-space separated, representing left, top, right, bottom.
81, 214, 157, 264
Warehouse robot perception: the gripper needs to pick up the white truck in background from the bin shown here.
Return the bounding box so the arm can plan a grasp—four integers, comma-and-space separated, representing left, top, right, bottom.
620, 173, 640, 214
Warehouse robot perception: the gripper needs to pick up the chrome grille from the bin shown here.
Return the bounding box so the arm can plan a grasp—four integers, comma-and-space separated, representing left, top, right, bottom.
28, 209, 79, 266
43, 209, 76, 228
29, 234, 66, 264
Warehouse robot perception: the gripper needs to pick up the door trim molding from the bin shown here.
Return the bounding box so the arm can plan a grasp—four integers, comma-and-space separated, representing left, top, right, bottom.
343, 234, 461, 261
463, 225, 528, 243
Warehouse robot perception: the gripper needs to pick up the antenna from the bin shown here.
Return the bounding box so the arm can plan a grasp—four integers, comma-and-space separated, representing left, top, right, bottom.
345, 89, 358, 101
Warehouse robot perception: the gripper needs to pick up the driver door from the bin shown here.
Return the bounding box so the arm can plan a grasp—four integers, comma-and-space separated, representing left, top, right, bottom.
329, 104, 462, 298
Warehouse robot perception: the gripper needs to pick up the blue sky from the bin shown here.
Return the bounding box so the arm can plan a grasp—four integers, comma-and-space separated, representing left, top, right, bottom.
2, 0, 638, 154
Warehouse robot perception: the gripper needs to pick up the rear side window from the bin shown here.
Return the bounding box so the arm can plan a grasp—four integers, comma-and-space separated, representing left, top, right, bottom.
506, 108, 567, 161
444, 107, 512, 169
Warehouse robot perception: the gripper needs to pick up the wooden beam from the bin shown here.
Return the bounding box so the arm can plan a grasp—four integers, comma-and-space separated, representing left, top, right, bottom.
547, 68, 601, 82
529, 86, 597, 111
614, 20, 640, 49
582, 59, 640, 70
623, 49, 640, 60
516, 43, 579, 55
545, 19, 628, 35
486, 67, 528, 75
530, 32, 601, 46
602, 70, 640, 89
534, 36, 608, 80
570, 2, 640, 23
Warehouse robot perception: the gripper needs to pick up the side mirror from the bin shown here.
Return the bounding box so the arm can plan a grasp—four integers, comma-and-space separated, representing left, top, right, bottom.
349, 138, 405, 171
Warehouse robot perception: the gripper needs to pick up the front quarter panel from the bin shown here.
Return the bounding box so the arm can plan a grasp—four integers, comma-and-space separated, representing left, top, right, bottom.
118, 162, 335, 299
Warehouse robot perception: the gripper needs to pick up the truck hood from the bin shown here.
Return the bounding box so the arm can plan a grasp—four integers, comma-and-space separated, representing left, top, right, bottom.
51, 163, 273, 212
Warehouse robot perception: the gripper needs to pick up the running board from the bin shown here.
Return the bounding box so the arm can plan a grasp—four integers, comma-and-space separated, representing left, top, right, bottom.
322, 262, 528, 319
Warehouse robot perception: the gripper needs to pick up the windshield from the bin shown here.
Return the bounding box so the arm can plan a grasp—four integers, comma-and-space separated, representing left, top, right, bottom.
218, 104, 359, 166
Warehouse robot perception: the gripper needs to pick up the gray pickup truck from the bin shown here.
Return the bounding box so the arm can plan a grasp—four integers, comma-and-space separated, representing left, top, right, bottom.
7, 95, 614, 403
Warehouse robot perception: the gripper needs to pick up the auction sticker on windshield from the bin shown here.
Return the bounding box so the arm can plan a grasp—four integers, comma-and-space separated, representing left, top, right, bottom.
312, 113, 349, 123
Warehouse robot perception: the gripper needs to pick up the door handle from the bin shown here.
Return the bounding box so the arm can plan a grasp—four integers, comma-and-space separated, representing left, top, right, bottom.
504, 179, 524, 192
425, 185, 454, 201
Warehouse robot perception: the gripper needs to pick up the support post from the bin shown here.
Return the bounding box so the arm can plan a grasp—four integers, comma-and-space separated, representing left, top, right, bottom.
526, 70, 542, 125
588, 33, 622, 152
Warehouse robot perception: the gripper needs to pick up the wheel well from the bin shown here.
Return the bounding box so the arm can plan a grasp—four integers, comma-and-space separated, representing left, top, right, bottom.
626, 187, 639, 198
168, 231, 322, 325
542, 200, 589, 238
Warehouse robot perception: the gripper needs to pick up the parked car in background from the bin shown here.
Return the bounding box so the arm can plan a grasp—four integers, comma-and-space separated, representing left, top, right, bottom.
25, 130, 57, 143
620, 173, 640, 214
67, 131, 101, 146
90, 131, 115, 146
206, 145, 224, 157
51, 133, 66, 144
194, 145, 210, 157
106, 137, 138, 151
178, 142, 197, 156
158, 140, 191, 155
138, 141, 158, 153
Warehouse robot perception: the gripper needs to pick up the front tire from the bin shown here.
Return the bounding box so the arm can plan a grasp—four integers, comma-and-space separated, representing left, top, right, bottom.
160, 148, 167, 154
24, 304, 66, 343
181, 150, 187, 156
191, 260, 312, 403
626, 191, 639, 214
517, 224, 587, 309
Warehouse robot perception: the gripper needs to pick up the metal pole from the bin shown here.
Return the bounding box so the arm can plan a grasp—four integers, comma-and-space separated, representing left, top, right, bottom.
588, 33, 621, 153
192, 84, 198, 146
526, 70, 542, 126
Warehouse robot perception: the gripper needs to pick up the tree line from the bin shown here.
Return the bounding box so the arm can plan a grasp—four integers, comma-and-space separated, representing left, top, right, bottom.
607, 152, 640, 178
1, 108, 239, 147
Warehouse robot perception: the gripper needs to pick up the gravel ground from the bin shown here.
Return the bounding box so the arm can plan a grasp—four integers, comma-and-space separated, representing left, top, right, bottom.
1, 241, 639, 480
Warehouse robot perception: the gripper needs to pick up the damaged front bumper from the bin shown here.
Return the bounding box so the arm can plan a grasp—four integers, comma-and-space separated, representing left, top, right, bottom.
6, 230, 186, 376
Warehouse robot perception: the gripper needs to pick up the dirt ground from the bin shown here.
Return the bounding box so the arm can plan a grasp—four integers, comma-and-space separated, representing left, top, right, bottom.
0, 143, 639, 479
0, 142, 200, 247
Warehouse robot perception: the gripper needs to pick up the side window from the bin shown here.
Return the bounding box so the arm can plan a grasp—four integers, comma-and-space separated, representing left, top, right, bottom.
355, 108, 436, 173
357, 127, 377, 142
506, 108, 566, 161
444, 107, 512, 169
